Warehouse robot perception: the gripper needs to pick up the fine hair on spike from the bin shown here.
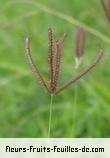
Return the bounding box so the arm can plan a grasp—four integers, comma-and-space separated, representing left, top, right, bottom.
52, 33, 67, 92
25, 37, 50, 93
55, 51, 103, 95
24, 28, 103, 95
48, 28, 54, 92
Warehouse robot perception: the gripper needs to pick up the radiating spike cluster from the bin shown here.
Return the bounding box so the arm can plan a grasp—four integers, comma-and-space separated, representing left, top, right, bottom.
75, 27, 86, 68
101, 0, 110, 22
24, 27, 103, 95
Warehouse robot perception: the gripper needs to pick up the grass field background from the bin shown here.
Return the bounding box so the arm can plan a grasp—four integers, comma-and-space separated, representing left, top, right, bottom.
0, 0, 110, 137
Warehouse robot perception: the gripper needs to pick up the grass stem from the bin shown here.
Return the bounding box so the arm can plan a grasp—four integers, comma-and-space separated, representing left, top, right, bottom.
71, 84, 78, 137
48, 94, 54, 137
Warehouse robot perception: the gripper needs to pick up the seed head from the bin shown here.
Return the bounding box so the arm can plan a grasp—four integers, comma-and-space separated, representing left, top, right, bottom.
24, 28, 103, 95
75, 27, 86, 69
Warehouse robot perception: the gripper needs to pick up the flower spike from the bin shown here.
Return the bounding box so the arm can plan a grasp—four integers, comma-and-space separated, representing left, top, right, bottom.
75, 27, 86, 68
24, 28, 103, 95
48, 28, 54, 92
25, 37, 50, 92
52, 33, 67, 92
55, 51, 103, 95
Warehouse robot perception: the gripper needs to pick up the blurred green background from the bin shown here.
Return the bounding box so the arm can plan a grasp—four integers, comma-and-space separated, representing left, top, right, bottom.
0, 0, 110, 137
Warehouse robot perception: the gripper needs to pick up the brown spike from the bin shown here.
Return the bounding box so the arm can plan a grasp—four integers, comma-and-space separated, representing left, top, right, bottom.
52, 33, 67, 92
55, 51, 103, 95
48, 28, 54, 92
75, 27, 86, 68
25, 37, 50, 92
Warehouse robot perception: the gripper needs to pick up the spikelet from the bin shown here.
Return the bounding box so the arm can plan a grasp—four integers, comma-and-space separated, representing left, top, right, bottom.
101, 0, 110, 22
52, 33, 67, 92
25, 37, 50, 93
75, 27, 86, 69
48, 28, 55, 92
55, 51, 103, 95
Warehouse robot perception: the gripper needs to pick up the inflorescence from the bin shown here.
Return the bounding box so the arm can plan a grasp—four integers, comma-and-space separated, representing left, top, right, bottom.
24, 27, 103, 95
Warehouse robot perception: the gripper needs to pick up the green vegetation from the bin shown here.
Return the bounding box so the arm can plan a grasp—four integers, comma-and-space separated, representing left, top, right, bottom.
0, 0, 110, 137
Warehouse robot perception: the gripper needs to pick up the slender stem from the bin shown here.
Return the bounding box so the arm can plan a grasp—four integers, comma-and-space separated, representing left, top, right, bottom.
48, 94, 54, 138
71, 84, 78, 137
71, 66, 79, 137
